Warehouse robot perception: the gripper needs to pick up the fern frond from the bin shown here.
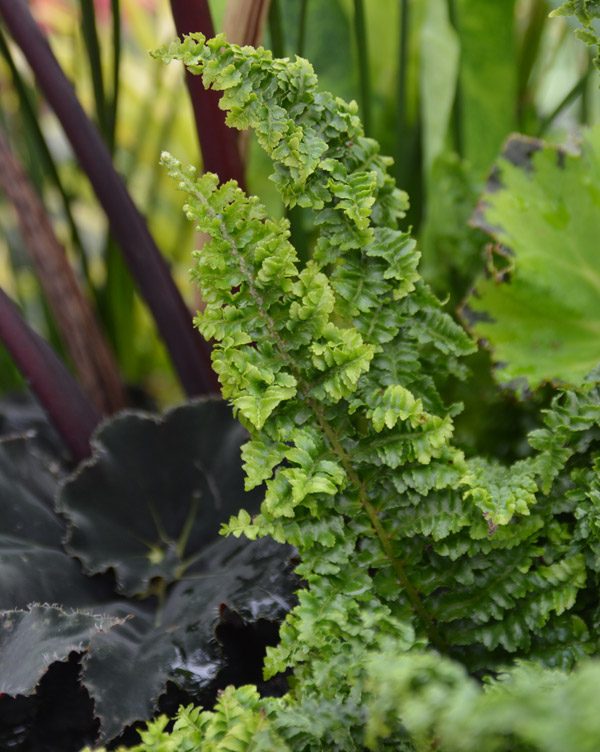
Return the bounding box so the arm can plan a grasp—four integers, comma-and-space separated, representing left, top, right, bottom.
156, 34, 600, 752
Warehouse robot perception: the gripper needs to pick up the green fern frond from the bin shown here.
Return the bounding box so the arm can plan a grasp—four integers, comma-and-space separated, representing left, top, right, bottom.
153, 34, 600, 752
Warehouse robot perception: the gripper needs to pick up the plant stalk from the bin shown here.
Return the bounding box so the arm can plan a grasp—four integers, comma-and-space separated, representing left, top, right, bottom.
0, 288, 100, 461
223, 0, 271, 47
0, 28, 93, 295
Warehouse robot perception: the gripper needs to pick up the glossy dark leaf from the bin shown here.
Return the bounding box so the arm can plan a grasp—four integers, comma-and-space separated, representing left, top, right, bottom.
0, 400, 295, 741
82, 536, 294, 741
0, 391, 66, 461
0, 605, 123, 696
0, 436, 109, 609
58, 399, 262, 597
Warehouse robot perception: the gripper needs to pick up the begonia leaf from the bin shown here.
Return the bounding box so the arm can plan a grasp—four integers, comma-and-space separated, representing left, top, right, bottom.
58, 399, 262, 597
464, 129, 600, 392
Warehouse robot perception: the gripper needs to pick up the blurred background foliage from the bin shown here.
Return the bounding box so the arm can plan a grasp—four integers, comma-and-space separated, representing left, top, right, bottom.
0, 0, 598, 451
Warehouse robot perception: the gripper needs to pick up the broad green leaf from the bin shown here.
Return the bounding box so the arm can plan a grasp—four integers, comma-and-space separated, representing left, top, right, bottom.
465, 129, 600, 391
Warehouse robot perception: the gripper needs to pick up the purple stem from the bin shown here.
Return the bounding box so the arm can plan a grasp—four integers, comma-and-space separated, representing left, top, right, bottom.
0, 0, 219, 396
0, 288, 100, 461
169, 0, 246, 188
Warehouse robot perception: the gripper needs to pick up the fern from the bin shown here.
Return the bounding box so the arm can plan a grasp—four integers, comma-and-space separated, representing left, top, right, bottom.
551, 1, 600, 69
134, 36, 600, 751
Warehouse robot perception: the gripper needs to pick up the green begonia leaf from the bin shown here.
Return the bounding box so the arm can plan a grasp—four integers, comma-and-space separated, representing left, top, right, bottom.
464, 129, 600, 391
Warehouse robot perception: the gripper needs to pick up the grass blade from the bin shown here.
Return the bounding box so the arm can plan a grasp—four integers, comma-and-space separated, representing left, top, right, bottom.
108, 0, 121, 151
79, 0, 110, 142
452, 0, 518, 176
516, 0, 547, 129
0, 131, 127, 414
169, 0, 245, 187
297, 0, 309, 56
0, 288, 100, 460
353, 0, 371, 135
267, 0, 285, 57
537, 63, 593, 136
446, 0, 463, 157
0, 0, 218, 396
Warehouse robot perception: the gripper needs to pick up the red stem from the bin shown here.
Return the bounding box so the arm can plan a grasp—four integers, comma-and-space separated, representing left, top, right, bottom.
169, 0, 246, 188
0, 289, 100, 461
